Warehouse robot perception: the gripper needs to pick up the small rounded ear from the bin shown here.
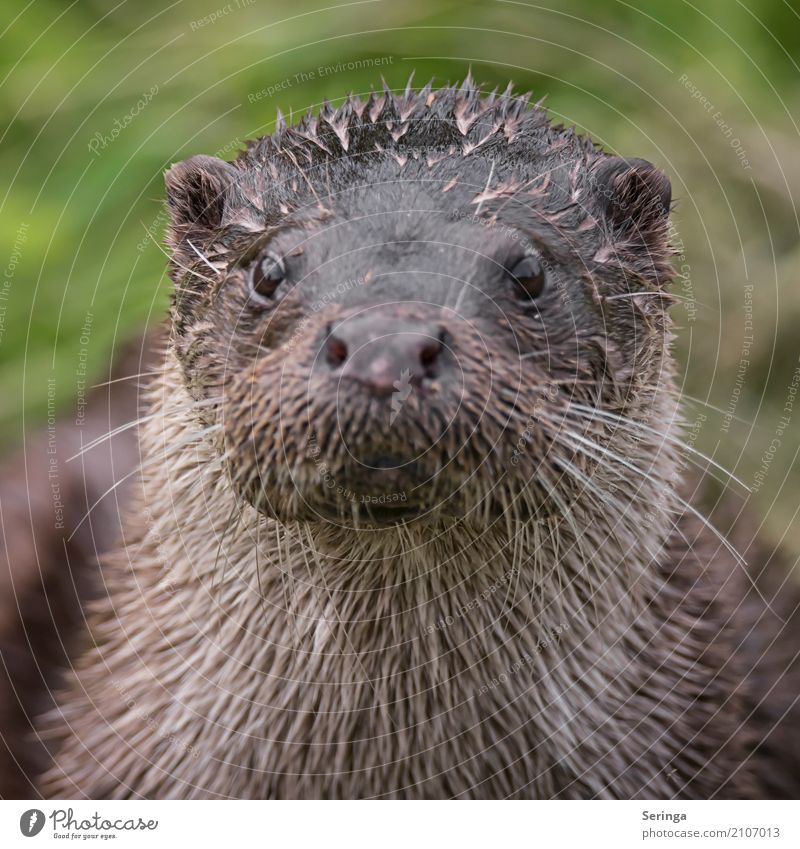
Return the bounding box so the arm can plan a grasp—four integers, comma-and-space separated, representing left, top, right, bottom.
592, 156, 671, 233
164, 154, 238, 235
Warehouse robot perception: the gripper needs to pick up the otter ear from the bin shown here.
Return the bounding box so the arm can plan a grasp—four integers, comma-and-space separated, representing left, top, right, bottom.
164, 154, 238, 245
592, 156, 671, 238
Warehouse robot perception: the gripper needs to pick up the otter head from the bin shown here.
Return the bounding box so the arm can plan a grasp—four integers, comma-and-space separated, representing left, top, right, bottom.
163, 80, 675, 530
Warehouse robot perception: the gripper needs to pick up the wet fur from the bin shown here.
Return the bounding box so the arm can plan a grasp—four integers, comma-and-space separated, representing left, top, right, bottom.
35, 77, 799, 798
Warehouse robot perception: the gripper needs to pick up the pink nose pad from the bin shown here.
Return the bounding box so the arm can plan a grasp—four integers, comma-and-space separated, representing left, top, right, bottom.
324, 315, 447, 398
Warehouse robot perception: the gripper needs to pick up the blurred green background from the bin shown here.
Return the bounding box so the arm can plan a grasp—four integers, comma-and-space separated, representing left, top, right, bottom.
2, 0, 800, 552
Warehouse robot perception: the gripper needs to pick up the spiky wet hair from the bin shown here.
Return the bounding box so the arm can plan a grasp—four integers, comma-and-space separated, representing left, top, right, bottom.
166, 73, 673, 287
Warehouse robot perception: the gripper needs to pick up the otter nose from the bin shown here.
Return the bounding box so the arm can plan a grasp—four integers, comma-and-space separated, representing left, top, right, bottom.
324, 315, 447, 398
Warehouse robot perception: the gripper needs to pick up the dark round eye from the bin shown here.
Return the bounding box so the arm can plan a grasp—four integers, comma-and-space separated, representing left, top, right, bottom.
249, 252, 285, 303
509, 255, 546, 301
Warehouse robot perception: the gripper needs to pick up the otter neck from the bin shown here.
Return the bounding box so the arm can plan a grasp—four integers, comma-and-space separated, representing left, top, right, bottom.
124, 353, 686, 797
141, 352, 679, 638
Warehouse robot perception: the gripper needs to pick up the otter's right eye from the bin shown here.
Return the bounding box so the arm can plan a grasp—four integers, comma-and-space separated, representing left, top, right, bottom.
508, 255, 546, 301
249, 253, 285, 304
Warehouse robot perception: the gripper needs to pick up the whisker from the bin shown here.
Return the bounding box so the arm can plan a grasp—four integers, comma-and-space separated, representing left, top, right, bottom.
144, 227, 218, 287
566, 402, 751, 493
90, 369, 167, 389
187, 239, 221, 275
677, 392, 758, 429
66, 397, 223, 462
66, 422, 222, 541
541, 418, 785, 621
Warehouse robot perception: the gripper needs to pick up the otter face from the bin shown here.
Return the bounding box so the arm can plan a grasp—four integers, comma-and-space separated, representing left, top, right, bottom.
164, 102, 673, 527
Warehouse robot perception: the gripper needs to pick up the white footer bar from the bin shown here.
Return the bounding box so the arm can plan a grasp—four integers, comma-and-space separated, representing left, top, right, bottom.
1, 799, 797, 847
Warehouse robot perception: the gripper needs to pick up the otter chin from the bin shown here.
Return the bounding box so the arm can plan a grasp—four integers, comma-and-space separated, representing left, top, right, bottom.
36, 76, 799, 800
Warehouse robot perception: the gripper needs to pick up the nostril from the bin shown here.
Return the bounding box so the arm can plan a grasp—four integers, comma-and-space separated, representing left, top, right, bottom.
323, 320, 450, 385
419, 340, 442, 368
419, 329, 447, 375
326, 333, 348, 368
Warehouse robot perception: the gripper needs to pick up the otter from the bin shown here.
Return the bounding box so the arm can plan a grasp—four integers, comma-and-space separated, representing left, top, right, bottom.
36, 76, 799, 799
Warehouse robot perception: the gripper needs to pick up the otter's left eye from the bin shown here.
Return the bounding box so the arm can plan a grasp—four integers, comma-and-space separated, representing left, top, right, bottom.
509, 255, 546, 301
249, 252, 286, 304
